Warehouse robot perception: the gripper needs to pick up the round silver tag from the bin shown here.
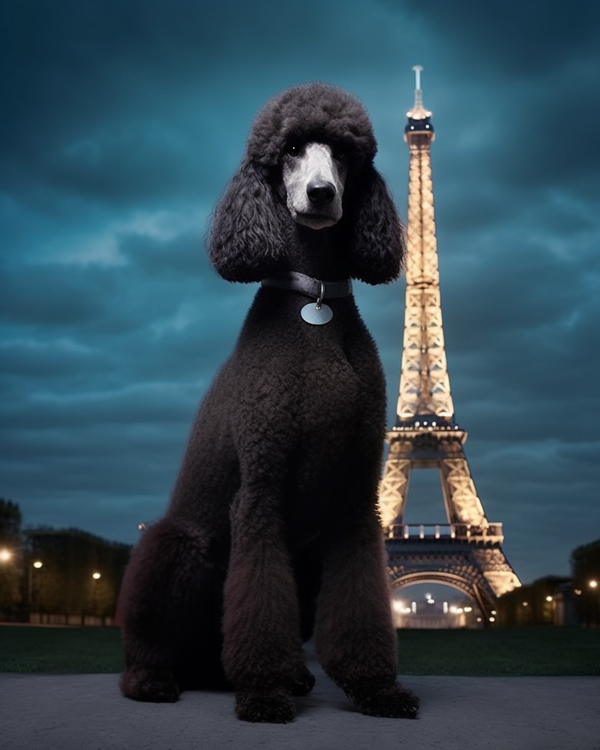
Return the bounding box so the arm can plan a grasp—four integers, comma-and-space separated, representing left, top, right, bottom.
301, 303, 333, 325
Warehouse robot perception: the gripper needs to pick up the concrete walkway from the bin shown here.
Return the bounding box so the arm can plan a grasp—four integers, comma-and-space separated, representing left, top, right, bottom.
1, 655, 599, 750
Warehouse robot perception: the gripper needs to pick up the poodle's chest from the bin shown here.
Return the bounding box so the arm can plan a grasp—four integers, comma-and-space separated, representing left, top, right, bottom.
302, 357, 361, 410
281, 357, 382, 541
283, 350, 385, 454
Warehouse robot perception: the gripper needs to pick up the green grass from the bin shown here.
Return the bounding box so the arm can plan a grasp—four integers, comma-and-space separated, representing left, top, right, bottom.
0, 626, 124, 673
0, 625, 599, 676
396, 627, 600, 676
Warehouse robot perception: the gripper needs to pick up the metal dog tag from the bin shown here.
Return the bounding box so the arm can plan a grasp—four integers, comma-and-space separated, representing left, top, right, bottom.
301, 302, 333, 325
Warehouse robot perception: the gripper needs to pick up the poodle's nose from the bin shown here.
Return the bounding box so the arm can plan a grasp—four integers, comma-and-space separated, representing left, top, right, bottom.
307, 180, 336, 207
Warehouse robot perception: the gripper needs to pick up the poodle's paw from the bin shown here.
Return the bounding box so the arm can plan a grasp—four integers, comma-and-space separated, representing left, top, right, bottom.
235, 688, 296, 723
291, 664, 316, 696
120, 667, 180, 703
344, 679, 419, 719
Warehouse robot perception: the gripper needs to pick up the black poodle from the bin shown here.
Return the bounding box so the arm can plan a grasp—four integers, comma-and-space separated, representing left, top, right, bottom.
118, 82, 419, 723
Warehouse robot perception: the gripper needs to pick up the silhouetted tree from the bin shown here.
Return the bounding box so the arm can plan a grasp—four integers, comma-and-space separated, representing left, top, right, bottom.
572, 539, 600, 627
0, 498, 22, 542
0, 498, 22, 611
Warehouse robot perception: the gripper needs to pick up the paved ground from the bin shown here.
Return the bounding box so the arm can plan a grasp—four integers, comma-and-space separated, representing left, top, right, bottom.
1, 655, 599, 750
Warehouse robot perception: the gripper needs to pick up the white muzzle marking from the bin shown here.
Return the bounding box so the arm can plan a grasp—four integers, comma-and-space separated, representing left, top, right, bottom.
283, 143, 346, 229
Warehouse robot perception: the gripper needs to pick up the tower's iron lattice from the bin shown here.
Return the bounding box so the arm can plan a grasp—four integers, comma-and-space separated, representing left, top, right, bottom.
379, 67, 521, 618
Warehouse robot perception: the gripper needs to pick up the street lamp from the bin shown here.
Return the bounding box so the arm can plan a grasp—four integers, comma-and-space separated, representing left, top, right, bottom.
589, 580, 598, 589
28, 559, 44, 620
0, 548, 12, 562
90, 572, 102, 622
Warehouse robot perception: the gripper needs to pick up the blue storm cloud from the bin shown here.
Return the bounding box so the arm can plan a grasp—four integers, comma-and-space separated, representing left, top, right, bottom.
1, 0, 599, 584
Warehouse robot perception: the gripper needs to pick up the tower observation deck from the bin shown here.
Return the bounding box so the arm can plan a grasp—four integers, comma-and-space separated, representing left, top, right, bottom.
380, 67, 521, 617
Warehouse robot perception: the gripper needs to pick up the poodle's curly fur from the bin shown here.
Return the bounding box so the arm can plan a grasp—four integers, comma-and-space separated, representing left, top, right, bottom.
118, 82, 419, 723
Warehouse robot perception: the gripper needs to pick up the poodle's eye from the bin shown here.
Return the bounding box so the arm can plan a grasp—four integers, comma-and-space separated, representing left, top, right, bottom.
332, 148, 347, 162
286, 143, 302, 157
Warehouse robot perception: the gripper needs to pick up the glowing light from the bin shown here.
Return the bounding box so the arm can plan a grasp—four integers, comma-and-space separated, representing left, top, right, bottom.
0, 549, 12, 562
590, 580, 598, 589
92, 572, 101, 580
33, 561, 43, 569
489, 617, 496, 622
575, 589, 582, 595
464, 606, 472, 613
545, 596, 553, 602
522, 602, 529, 607
491, 610, 497, 615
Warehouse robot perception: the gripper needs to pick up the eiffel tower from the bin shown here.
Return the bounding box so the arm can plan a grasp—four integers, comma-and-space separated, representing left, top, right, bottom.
379, 67, 521, 620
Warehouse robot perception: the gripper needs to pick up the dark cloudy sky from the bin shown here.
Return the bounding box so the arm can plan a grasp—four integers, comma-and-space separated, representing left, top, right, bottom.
2, 0, 599, 586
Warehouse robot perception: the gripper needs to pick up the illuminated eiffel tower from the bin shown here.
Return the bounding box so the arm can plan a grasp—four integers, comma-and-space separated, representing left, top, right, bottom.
379, 67, 521, 619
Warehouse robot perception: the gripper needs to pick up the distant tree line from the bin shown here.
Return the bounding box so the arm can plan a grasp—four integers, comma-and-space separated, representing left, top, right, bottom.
496, 575, 570, 626
571, 539, 600, 627
3, 496, 599, 627
0, 498, 132, 624
497, 539, 600, 627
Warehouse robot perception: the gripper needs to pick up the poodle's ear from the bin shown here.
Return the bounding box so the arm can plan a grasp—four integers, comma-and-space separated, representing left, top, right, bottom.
347, 165, 405, 285
207, 158, 284, 282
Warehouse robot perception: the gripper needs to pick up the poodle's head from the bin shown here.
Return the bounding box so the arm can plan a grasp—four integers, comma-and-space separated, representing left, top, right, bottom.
208, 83, 405, 284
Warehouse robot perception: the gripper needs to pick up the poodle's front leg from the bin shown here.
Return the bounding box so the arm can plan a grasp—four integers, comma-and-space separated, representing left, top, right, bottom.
315, 508, 419, 719
222, 482, 304, 723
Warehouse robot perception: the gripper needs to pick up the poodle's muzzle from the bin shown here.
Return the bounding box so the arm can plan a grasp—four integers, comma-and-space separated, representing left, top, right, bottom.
283, 143, 347, 230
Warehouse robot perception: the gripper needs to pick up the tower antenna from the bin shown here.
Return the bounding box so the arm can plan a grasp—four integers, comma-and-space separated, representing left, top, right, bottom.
407, 64, 431, 120
412, 64, 424, 110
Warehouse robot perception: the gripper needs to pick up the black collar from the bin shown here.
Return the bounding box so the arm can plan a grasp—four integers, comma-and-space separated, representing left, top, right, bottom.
261, 271, 352, 300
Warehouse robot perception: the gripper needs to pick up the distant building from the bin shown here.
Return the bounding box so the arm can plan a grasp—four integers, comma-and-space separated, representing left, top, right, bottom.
392, 593, 483, 629
553, 581, 578, 627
